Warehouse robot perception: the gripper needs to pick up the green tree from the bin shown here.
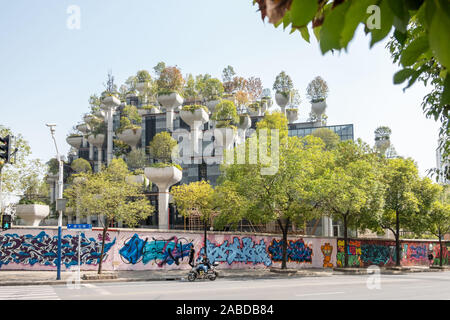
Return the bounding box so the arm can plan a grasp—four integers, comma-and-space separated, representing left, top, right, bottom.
70, 158, 92, 174
171, 181, 216, 258
252, 0, 450, 181
65, 158, 154, 274
222, 65, 236, 93
217, 113, 331, 269
147, 132, 178, 163
315, 140, 385, 268
273, 71, 293, 97
306, 76, 329, 102
425, 193, 450, 266
311, 128, 340, 150
0, 126, 47, 200
126, 148, 147, 170
376, 158, 430, 266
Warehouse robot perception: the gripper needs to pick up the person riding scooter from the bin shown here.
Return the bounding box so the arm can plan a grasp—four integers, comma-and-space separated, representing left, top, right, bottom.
196, 253, 211, 275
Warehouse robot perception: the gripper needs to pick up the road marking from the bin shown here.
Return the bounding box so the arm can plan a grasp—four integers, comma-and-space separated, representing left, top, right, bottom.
295, 291, 345, 297
83, 283, 111, 295
0, 285, 60, 300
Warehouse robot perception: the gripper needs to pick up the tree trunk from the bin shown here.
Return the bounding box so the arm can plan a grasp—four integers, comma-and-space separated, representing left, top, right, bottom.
343, 215, 348, 268
278, 218, 289, 270
395, 211, 401, 267
98, 218, 109, 274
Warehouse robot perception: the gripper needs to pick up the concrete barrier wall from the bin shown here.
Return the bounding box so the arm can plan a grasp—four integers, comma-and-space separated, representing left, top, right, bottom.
0, 227, 447, 271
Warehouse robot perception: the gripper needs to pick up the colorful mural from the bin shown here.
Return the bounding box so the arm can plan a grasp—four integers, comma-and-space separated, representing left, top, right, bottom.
0, 231, 115, 269
119, 234, 193, 267
321, 243, 333, 268
198, 237, 272, 266
0, 227, 446, 271
268, 239, 312, 264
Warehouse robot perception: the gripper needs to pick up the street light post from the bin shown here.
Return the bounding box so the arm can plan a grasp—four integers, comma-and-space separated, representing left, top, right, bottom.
46, 124, 63, 280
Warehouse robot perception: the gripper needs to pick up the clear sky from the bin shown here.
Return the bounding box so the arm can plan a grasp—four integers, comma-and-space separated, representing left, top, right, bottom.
0, 0, 441, 176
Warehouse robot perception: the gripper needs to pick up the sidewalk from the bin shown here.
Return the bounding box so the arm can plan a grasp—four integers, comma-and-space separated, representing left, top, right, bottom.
0, 268, 332, 286
0, 266, 447, 286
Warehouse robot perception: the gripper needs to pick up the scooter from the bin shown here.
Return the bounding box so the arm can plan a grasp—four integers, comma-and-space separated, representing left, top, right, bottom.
187, 262, 219, 282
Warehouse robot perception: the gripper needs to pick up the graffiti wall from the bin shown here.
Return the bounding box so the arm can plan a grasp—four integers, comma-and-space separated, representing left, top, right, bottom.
337, 238, 450, 267
0, 229, 116, 271
0, 227, 447, 271
0, 227, 336, 271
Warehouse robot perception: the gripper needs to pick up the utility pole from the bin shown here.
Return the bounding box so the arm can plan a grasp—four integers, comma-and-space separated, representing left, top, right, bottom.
46, 124, 64, 280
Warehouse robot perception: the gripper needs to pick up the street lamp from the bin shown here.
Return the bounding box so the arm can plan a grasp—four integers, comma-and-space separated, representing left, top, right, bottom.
46, 123, 64, 280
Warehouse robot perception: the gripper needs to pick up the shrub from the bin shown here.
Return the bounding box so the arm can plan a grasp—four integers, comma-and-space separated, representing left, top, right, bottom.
147, 132, 178, 163
211, 100, 239, 124
71, 158, 92, 173
181, 105, 208, 113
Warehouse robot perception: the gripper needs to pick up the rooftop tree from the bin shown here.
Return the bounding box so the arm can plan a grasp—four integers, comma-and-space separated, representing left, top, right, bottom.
273, 71, 293, 98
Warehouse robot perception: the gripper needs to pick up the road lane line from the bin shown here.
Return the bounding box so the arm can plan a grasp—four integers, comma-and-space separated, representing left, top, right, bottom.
295, 291, 345, 297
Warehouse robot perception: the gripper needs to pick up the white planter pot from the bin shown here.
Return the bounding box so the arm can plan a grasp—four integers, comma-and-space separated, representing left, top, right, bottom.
137, 109, 149, 116
66, 136, 83, 149
15, 204, 50, 227
87, 134, 105, 148
116, 128, 142, 150
136, 82, 150, 95
83, 114, 96, 123
205, 100, 220, 114
238, 115, 251, 131
247, 107, 261, 117
95, 110, 106, 118
102, 95, 121, 108
286, 109, 298, 124
179, 109, 209, 127
214, 127, 237, 149
76, 123, 89, 134
275, 93, 289, 109
157, 92, 183, 109
144, 166, 183, 230
311, 100, 327, 117
126, 174, 150, 188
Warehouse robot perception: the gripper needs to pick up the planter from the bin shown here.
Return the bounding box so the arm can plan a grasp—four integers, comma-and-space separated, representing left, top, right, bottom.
247, 107, 262, 117
116, 127, 142, 150
125, 174, 150, 188
311, 100, 327, 117
83, 114, 96, 124
87, 134, 105, 148
136, 82, 150, 95
238, 114, 251, 131
213, 127, 237, 150
144, 166, 183, 230
157, 93, 184, 131
102, 95, 121, 108
95, 110, 106, 118
286, 109, 298, 124
205, 100, 220, 114
157, 92, 183, 109
15, 204, 50, 227
275, 93, 289, 114
66, 136, 83, 149
76, 123, 89, 134
180, 108, 209, 154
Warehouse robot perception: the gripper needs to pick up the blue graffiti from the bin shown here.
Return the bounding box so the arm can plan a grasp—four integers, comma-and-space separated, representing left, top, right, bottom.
361, 244, 392, 265
119, 234, 193, 267
0, 231, 116, 268
268, 239, 312, 263
409, 244, 427, 260
199, 237, 272, 267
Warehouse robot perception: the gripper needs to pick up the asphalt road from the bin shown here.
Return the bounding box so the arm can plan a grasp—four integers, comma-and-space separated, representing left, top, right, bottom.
1, 272, 449, 300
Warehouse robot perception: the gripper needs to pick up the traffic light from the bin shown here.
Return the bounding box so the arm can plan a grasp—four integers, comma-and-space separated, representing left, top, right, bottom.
1, 215, 11, 230
0, 135, 11, 164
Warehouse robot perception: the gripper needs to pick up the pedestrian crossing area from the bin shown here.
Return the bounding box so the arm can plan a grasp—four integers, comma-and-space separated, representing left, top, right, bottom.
0, 285, 60, 300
